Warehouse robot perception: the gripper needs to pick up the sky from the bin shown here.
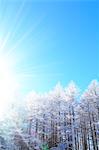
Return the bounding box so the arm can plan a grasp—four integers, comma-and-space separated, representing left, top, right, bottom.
0, 0, 99, 94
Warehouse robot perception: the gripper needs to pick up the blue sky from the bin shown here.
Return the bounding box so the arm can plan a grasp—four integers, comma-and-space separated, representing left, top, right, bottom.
0, 0, 99, 94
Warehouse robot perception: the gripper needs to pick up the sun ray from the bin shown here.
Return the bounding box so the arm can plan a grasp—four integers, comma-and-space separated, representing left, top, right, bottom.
7, 16, 45, 56
0, 32, 11, 52
9, 0, 26, 40
0, 0, 26, 54
0, 1, 45, 119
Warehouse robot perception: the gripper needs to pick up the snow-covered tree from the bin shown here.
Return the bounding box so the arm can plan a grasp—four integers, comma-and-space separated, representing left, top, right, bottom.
0, 80, 99, 150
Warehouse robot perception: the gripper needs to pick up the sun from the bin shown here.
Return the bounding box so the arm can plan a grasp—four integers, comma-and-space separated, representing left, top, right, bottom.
0, 55, 19, 119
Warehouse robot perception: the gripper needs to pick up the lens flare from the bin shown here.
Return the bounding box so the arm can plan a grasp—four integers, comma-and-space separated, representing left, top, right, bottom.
0, 55, 19, 119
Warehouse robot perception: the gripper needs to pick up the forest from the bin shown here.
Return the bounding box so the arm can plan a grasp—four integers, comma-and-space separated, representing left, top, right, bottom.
0, 80, 99, 150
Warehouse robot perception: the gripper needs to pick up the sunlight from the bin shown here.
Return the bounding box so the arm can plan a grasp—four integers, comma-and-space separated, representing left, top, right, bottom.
0, 55, 19, 119
0, 0, 42, 120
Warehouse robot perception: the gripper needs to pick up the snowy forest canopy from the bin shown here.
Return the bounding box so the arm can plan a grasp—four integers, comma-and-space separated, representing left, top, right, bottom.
0, 80, 99, 150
